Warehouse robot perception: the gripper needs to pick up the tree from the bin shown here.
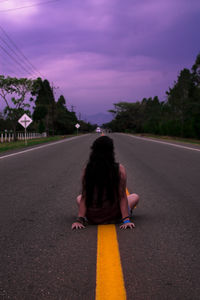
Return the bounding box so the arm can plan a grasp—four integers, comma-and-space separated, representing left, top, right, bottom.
78, 120, 97, 133
192, 53, 200, 86
54, 95, 78, 134
141, 97, 162, 134
191, 53, 200, 137
107, 101, 146, 133
32, 78, 56, 135
166, 67, 200, 137
0, 75, 35, 139
106, 54, 200, 138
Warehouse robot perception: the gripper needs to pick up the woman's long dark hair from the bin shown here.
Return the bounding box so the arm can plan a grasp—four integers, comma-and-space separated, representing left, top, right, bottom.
82, 136, 120, 208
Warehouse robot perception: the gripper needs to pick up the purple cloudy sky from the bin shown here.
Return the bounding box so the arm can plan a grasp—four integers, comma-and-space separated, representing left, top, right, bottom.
0, 0, 200, 116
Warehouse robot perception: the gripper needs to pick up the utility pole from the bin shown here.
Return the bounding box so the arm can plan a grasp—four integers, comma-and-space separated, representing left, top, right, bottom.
51, 82, 58, 136
51, 82, 59, 96
71, 105, 75, 112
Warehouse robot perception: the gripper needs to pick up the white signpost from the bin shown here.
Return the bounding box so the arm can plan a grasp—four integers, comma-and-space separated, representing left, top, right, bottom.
18, 113, 32, 145
75, 123, 80, 135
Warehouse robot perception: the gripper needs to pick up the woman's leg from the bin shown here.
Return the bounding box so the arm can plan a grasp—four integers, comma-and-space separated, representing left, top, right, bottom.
127, 193, 139, 210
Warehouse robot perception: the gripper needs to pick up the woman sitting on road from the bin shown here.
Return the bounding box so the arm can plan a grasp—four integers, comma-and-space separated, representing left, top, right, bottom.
72, 135, 139, 230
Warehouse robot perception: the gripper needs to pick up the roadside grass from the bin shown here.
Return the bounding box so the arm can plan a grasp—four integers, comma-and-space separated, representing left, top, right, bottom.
0, 135, 75, 153
133, 133, 200, 146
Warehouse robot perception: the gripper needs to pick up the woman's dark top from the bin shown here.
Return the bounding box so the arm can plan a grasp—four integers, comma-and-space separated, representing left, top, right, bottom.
85, 189, 122, 224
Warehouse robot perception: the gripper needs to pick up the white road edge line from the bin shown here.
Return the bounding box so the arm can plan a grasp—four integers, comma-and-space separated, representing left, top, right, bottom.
0, 135, 89, 160
122, 133, 200, 153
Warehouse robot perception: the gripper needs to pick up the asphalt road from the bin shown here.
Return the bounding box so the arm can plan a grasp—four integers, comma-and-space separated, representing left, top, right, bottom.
0, 133, 200, 300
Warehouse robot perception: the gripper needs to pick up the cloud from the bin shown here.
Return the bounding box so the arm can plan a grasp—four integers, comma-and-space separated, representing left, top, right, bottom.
34, 51, 175, 114
0, 0, 200, 114
0, 0, 39, 23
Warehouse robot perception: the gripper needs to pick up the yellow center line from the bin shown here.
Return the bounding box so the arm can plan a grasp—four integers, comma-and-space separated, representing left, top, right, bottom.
95, 190, 130, 300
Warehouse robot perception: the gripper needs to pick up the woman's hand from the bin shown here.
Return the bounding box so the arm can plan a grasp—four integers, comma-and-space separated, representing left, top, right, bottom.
120, 222, 135, 229
71, 222, 85, 230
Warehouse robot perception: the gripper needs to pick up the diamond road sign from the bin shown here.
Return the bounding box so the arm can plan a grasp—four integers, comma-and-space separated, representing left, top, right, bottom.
75, 123, 80, 129
18, 113, 32, 129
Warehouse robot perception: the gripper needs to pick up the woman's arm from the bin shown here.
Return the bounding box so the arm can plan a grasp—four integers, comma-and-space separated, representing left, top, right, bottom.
72, 196, 87, 229
78, 168, 87, 217
72, 168, 87, 230
78, 195, 86, 218
119, 164, 135, 229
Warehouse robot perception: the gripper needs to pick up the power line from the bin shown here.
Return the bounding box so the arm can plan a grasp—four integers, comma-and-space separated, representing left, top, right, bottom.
0, 27, 66, 103
0, 43, 35, 76
0, 0, 61, 12
0, 25, 73, 109
0, 25, 43, 78
1, 63, 20, 78
0, 35, 39, 77
0, 44, 24, 77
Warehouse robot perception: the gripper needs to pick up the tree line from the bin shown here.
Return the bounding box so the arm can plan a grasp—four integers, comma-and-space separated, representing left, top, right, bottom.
0, 76, 96, 139
104, 53, 200, 139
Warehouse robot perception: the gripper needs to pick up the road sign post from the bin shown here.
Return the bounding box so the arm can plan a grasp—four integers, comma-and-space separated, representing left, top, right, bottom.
75, 123, 80, 135
18, 114, 32, 145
